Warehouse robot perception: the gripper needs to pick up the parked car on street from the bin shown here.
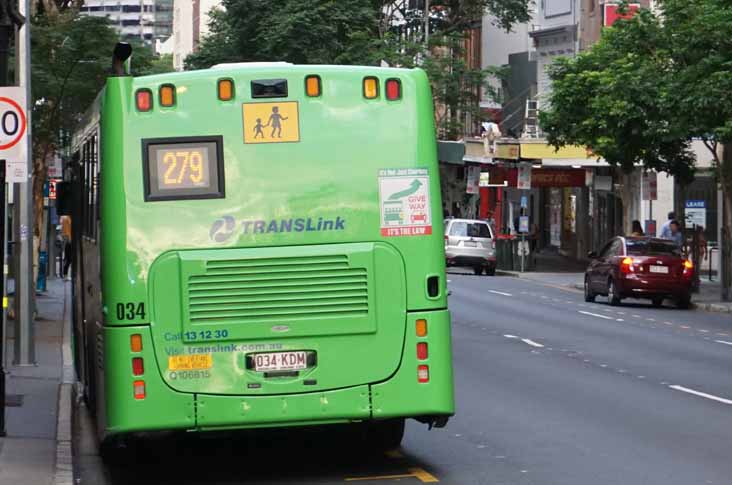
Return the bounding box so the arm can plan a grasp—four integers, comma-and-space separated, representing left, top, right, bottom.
444, 218, 496, 275
584, 236, 693, 308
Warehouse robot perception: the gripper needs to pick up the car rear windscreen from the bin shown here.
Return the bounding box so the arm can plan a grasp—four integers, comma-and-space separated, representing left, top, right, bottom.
626, 240, 681, 256
449, 222, 492, 238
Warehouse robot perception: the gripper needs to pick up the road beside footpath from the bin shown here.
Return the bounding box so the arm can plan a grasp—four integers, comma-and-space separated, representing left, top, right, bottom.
0, 277, 74, 485
491, 269, 732, 314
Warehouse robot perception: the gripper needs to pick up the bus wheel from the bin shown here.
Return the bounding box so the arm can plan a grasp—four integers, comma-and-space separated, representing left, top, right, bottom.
100, 435, 137, 466
366, 418, 405, 451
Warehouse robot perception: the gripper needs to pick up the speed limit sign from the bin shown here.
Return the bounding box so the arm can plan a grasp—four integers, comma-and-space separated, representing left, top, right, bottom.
0, 87, 28, 183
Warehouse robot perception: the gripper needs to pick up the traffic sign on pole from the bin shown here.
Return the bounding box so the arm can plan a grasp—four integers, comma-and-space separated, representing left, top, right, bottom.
0, 87, 28, 183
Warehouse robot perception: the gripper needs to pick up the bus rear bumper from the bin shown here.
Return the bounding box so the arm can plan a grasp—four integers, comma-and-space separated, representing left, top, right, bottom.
103, 309, 454, 438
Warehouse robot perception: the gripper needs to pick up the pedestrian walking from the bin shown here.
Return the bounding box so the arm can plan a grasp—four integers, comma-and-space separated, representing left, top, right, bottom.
631, 220, 644, 237
60, 215, 72, 279
660, 212, 675, 239
667, 219, 683, 248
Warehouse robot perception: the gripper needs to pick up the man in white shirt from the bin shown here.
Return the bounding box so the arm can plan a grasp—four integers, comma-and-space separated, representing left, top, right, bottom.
660, 211, 675, 239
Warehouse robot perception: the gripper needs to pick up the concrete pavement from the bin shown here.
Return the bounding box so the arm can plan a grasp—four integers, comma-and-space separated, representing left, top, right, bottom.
0, 277, 73, 485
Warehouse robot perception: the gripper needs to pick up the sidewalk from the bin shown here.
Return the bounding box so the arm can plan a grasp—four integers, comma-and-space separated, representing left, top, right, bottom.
0, 277, 73, 485
497, 260, 732, 314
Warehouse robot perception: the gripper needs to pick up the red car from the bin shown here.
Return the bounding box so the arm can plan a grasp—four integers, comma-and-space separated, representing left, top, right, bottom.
584, 237, 693, 308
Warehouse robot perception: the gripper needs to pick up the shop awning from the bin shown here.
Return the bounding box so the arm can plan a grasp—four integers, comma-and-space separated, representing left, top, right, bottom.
437, 140, 465, 165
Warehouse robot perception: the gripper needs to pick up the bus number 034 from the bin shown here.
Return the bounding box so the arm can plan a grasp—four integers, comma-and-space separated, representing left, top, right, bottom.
163, 150, 204, 185
116, 302, 146, 320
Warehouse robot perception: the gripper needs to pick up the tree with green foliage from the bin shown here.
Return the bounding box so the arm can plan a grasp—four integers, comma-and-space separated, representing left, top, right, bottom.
540, 0, 732, 299
186, 0, 532, 139
31, 8, 167, 248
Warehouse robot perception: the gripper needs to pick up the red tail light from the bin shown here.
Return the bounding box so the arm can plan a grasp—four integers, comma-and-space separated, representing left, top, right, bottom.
386, 78, 401, 100
444, 234, 449, 243
132, 357, 144, 376
682, 259, 693, 277
620, 257, 634, 274
417, 342, 428, 360
136, 89, 152, 112
133, 380, 146, 399
417, 365, 429, 383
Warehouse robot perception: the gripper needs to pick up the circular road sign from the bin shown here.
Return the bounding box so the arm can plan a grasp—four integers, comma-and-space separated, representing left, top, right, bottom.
0, 96, 28, 151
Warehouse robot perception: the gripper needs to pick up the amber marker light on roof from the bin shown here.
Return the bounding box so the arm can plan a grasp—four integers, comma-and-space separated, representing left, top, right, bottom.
305, 75, 321, 97
135, 89, 152, 112
160, 84, 176, 107
363, 77, 378, 99
218, 79, 234, 101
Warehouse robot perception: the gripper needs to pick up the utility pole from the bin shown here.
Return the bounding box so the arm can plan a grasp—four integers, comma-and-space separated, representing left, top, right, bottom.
0, 0, 27, 436
13, 0, 33, 366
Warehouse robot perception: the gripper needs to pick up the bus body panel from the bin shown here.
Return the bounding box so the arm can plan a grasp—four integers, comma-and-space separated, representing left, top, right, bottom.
86, 65, 453, 438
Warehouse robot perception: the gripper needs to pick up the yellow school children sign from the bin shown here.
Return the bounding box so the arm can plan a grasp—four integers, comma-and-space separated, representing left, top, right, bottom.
242, 101, 300, 144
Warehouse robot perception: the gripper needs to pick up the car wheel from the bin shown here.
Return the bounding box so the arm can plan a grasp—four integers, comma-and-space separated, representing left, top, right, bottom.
584, 277, 595, 303
473, 266, 484, 276
676, 294, 691, 309
486, 267, 496, 276
651, 297, 664, 308
607, 278, 621, 306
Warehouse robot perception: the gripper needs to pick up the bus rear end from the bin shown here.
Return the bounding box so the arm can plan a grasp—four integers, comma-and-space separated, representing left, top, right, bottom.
99, 64, 453, 446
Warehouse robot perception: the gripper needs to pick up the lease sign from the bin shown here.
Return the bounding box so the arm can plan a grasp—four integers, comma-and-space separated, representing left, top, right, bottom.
0, 87, 29, 183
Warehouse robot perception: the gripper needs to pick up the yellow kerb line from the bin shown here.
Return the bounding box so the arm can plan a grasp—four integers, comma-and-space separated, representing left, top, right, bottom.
345, 467, 439, 483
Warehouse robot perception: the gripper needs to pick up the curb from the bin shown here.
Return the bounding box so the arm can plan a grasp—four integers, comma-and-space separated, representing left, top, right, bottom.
53, 282, 74, 485
693, 302, 732, 314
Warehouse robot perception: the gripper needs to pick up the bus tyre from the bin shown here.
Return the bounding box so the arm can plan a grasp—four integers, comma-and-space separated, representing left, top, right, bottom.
100, 435, 137, 466
366, 418, 405, 451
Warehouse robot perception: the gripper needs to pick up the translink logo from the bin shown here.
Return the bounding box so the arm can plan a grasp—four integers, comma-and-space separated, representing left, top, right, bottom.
209, 215, 346, 242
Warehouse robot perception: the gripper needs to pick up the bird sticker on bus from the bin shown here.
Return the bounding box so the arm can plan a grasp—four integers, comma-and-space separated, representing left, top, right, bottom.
242, 101, 300, 144
378, 168, 432, 237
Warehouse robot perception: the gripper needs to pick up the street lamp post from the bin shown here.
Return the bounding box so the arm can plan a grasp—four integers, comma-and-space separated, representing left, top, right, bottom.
0, 0, 26, 438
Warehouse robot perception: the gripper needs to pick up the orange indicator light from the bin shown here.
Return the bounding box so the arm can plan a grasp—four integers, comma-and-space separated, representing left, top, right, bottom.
416, 319, 427, 337
218, 79, 234, 101
160, 84, 176, 107
305, 75, 321, 97
363, 77, 378, 99
130, 334, 143, 352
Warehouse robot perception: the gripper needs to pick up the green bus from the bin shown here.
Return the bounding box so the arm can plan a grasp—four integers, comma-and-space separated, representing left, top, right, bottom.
62, 44, 453, 454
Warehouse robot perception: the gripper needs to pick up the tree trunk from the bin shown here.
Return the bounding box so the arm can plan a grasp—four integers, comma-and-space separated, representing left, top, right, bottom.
720, 144, 732, 301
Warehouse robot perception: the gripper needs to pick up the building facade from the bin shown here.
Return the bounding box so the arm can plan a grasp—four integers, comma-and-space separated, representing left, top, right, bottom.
80, 0, 174, 45
172, 0, 222, 71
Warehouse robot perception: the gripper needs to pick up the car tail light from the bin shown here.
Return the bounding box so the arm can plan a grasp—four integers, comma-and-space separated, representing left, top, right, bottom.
417, 342, 428, 360
417, 365, 429, 383
683, 259, 693, 277
133, 380, 146, 399
132, 357, 144, 376
620, 257, 634, 274
444, 234, 449, 243
491, 240, 496, 250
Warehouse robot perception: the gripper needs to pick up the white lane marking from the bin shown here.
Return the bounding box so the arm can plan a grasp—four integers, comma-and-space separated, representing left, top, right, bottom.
489, 290, 513, 297
646, 318, 656, 322
715, 340, 732, 347
521, 339, 544, 348
680, 325, 691, 329
669, 385, 732, 405
617, 312, 626, 315
579, 310, 614, 320
616, 318, 625, 322
540, 295, 549, 299
699, 329, 709, 333
632, 314, 642, 318
664, 321, 674, 326
504, 334, 519, 339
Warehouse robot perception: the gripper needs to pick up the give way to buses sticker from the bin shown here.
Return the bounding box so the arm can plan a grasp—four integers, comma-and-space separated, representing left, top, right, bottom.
378, 168, 432, 237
